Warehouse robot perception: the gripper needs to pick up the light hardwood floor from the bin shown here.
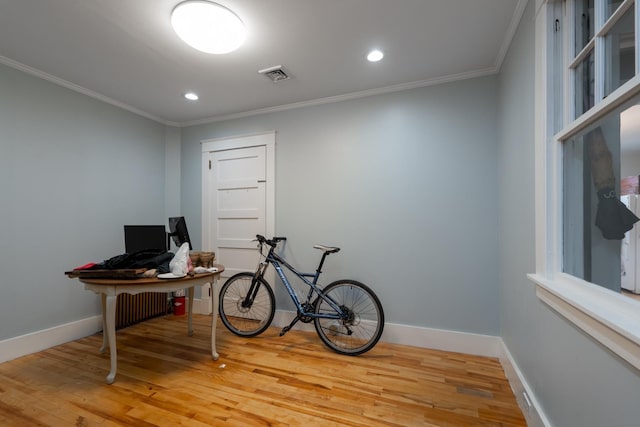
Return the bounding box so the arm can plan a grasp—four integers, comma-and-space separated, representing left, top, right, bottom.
0, 314, 526, 426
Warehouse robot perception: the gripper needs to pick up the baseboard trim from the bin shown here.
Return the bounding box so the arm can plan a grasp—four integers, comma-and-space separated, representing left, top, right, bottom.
191, 295, 211, 315
0, 308, 504, 362
272, 309, 503, 358
381, 322, 504, 358
499, 342, 553, 427
0, 315, 102, 364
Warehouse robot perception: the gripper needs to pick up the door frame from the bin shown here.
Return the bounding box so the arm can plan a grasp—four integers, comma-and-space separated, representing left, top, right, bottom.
201, 130, 276, 283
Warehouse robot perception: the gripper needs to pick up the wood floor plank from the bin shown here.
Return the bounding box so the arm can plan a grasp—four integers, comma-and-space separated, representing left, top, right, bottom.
0, 315, 526, 426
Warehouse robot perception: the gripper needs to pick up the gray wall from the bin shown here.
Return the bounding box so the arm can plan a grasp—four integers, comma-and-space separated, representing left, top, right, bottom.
6, 7, 639, 425
497, 2, 640, 426
621, 150, 640, 177
0, 63, 169, 340
181, 77, 501, 335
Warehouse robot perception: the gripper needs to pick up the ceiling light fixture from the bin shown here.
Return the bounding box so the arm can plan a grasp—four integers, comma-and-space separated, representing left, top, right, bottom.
171, 1, 246, 54
367, 49, 384, 62
184, 92, 199, 101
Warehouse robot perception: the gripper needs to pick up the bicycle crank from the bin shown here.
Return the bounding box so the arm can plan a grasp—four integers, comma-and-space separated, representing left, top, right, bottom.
279, 303, 315, 336
299, 303, 314, 323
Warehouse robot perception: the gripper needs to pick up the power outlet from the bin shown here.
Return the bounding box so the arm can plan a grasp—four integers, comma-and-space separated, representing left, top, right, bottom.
522, 391, 532, 413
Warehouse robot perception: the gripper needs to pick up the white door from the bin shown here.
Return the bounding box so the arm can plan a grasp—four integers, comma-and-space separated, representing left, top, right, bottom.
202, 132, 275, 287
211, 145, 266, 276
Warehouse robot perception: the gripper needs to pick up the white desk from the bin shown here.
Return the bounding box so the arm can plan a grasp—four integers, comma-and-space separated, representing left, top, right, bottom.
76, 268, 223, 384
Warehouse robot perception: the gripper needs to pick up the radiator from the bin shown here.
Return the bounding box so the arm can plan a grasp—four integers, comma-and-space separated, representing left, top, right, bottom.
116, 292, 170, 329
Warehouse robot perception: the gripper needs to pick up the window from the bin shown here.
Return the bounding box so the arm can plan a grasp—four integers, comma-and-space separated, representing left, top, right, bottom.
530, 0, 640, 370
562, 96, 640, 291
604, 5, 635, 95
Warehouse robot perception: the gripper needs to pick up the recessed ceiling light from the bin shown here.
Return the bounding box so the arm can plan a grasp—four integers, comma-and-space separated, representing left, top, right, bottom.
367, 49, 384, 62
171, 1, 246, 54
184, 92, 199, 101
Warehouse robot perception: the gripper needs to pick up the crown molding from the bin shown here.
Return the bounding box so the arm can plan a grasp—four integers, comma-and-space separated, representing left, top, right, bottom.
0, 55, 179, 127
181, 66, 499, 127
2, 0, 528, 132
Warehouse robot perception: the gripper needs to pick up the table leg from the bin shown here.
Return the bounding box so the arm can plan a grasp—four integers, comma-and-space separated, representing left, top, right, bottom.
187, 287, 194, 337
99, 294, 108, 353
104, 294, 118, 384
210, 279, 219, 360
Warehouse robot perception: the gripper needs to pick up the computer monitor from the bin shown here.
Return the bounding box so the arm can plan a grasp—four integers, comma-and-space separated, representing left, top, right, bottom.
123, 225, 168, 253
168, 216, 192, 250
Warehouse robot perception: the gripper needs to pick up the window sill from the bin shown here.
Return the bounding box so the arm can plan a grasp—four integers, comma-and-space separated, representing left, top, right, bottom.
528, 273, 640, 370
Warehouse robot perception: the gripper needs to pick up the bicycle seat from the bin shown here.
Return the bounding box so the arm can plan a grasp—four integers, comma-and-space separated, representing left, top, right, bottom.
313, 244, 340, 254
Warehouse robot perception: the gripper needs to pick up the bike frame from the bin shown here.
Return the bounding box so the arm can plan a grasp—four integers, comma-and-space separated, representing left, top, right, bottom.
256, 242, 344, 320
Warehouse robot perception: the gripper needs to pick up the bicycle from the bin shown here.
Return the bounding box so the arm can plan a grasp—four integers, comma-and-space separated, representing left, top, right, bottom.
218, 235, 385, 355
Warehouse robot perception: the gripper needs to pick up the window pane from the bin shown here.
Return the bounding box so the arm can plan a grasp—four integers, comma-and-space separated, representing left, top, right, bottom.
606, 0, 624, 20
563, 94, 640, 291
605, 7, 636, 96
575, 51, 595, 117
575, 0, 594, 54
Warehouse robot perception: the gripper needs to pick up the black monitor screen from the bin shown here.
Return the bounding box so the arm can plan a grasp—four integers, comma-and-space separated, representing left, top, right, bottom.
124, 225, 167, 253
169, 216, 192, 250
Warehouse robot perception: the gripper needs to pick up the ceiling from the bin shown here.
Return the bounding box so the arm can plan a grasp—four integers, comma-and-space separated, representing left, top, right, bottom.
0, 0, 527, 126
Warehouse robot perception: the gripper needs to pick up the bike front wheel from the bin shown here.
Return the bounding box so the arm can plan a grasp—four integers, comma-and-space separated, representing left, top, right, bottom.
219, 272, 275, 337
314, 280, 384, 356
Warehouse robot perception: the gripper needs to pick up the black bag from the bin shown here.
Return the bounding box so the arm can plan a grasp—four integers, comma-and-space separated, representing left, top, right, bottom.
97, 249, 175, 273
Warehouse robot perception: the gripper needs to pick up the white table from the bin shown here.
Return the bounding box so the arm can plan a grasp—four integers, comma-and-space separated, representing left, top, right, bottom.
76, 268, 223, 384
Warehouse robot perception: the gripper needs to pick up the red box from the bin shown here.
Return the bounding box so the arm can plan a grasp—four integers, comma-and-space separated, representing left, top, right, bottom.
173, 296, 186, 316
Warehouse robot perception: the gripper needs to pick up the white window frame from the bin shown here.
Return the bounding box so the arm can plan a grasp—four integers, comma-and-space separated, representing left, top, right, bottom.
529, 0, 640, 370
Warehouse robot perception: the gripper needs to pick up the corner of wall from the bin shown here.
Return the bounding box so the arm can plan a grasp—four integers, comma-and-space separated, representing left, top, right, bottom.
165, 125, 182, 219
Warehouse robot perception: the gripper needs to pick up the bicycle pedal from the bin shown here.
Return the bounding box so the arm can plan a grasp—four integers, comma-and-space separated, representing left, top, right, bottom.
279, 326, 290, 336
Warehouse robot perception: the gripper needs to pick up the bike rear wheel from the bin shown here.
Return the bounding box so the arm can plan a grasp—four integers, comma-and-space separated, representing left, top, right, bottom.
314, 280, 384, 355
219, 272, 275, 337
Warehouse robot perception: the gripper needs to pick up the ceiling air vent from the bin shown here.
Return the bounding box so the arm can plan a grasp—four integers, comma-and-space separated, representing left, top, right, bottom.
258, 65, 290, 82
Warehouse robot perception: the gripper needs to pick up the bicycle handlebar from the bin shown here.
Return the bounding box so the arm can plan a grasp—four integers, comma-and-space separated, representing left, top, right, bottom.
255, 234, 287, 247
